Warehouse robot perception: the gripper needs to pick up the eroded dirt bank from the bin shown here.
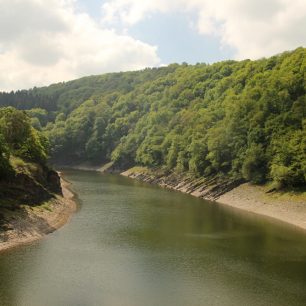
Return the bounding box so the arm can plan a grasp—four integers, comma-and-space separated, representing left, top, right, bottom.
0, 175, 77, 252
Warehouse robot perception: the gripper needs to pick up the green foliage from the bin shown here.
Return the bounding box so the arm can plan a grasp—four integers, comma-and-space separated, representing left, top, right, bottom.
26, 108, 49, 128
0, 133, 11, 178
1, 48, 305, 189
242, 144, 267, 183
17, 129, 48, 164
0, 107, 32, 151
269, 127, 306, 188
0, 107, 48, 166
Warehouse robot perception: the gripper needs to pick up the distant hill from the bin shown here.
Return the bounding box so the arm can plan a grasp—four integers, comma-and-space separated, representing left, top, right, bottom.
0, 47, 305, 189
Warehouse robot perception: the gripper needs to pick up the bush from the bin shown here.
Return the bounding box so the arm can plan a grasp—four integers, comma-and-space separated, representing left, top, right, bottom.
242, 144, 267, 184
0, 107, 48, 164
0, 134, 11, 179
270, 164, 295, 189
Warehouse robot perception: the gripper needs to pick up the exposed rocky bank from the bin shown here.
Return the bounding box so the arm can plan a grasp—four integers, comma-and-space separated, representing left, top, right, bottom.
121, 167, 306, 231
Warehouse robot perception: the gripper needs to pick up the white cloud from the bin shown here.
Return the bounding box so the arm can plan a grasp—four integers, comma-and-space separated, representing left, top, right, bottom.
193, 0, 306, 59
102, 0, 176, 26
0, 0, 160, 91
101, 0, 306, 59
1, 0, 305, 91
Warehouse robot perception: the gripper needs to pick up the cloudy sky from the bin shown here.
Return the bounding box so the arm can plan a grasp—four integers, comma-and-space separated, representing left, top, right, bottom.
0, 0, 305, 91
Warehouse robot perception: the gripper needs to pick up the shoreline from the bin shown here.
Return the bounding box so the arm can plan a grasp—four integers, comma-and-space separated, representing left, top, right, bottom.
121, 168, 306, 231
0, 174, 77, 253
217, 183, 306, 231
52, 164, 306, 232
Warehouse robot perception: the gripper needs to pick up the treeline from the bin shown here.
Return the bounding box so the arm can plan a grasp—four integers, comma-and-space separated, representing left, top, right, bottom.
0, 67, 177, 115
1, 48, 305, 189
0, 107, 48, 179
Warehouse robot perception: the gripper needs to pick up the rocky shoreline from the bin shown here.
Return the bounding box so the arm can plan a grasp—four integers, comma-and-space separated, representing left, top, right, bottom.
121, 168, 244, 201
122, 167, 306, 231
0, 175, 77, 253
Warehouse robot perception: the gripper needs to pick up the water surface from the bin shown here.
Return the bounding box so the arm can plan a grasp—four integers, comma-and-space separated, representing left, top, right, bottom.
1, 170, 306, 306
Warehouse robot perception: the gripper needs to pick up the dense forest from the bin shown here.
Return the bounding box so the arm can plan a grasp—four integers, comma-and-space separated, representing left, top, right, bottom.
0, 48, 305, 189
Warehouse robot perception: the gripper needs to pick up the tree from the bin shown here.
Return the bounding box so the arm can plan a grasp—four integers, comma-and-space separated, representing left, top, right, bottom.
0, 133, 11, 179
0, 107, 48, 164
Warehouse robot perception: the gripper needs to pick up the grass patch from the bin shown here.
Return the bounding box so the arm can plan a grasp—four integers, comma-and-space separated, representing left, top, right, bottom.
124, 166, 151, 175
9, 156, 39, 176
263, 182, 306, 203
30, 200, 53, 212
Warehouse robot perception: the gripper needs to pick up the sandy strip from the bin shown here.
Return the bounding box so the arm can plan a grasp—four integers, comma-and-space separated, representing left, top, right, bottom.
0, 174, 77, 253
217, 183, 306, 231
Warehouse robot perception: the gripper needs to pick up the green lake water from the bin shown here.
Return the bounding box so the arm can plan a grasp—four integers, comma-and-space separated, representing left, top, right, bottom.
0, 169, 306, 306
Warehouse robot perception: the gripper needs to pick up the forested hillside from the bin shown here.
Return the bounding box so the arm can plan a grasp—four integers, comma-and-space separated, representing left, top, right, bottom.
0, 48, 305, 189
0, 107, 61, 208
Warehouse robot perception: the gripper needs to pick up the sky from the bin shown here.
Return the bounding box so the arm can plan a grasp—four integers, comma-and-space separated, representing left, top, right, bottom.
0, 0, 305, 91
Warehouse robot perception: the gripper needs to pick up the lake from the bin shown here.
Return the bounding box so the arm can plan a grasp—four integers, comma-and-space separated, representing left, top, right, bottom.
0, 169, 306, 306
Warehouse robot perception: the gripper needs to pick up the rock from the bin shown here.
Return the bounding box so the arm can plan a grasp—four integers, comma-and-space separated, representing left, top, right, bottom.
123, 168, 244, 201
